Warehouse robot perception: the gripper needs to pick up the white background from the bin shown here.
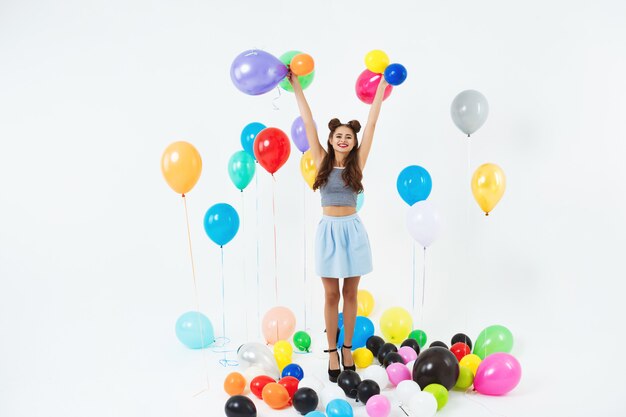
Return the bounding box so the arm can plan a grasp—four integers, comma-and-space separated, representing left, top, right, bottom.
1, 1, 625, 416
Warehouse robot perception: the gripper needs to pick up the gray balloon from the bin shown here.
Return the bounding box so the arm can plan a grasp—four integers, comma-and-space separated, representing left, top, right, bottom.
237, 342, 279, 379
450, 90, 489, 136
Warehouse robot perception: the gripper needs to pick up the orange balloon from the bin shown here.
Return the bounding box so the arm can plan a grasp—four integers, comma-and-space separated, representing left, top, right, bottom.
262, 306, 296, 344
223, 372, 246, 396
290, 53, 314, 76
161, 141, 202, 195
262, 382, 290, 409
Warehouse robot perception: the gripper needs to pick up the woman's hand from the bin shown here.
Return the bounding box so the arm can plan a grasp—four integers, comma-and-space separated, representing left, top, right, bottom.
288, 71, 301, 89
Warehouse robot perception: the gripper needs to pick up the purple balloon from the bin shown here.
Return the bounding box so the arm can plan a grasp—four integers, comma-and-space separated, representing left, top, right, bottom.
290, 116, 316, 153
230, 50, 288, 95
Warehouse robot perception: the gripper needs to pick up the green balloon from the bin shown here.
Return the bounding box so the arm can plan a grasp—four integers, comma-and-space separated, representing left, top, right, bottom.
424, 383, 448, 410
228, 151, 256, 191
473, 324, 514, 359
409, 329, 427, 349
293, 330, 311, 352
454, 366, 474, 390
278, 50, 315, 92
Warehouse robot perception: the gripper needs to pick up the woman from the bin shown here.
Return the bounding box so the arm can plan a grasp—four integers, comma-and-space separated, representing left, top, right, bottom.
288, 72, 388, 382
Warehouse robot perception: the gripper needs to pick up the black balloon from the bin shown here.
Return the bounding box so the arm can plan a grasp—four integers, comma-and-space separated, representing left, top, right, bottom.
366, 335, 385, 357
382, 352, 405, 368
412, 347, 460, 390
430, 340, 448, 349
292, 387, 319, 415
357, 379, 380, 403
338, 370, 361, 399
451, 333, 473, 350
225, 395, 256, 417
376, 342, 398, 363
401, 338, 421, 355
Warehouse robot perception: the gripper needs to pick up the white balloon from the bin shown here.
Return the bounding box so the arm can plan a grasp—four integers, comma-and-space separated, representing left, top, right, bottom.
396, 380, 421, 405
298, 375, 324, 393
320, 384, 345, 408
450, 89, 489, 136
360, 365, 389, 390
406, 360, 416, 371
408, 392, 437, 417
406, 201, 443, 248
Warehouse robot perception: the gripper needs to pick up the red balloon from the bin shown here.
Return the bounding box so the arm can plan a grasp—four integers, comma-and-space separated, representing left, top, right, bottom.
250, 375, 275, 399
355, 69, 392, 104
278, 376, 299, 403
450, 342, 471, 361
254, 127, 291, 174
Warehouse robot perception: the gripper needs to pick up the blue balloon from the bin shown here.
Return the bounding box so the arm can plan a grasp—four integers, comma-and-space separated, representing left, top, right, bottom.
397, 165, 432, 206
337, 316, 375, 350
175, 311, 215, 349
282, 363, 304, 380
356, 192, 364, 212
384, 63, 407, 86
305, 412, 326, 417
241, 122, 266, 160
326, 398, 353, 417
338, 312, 344, 329
230, 49, 289, 95
203, 203, 240, 246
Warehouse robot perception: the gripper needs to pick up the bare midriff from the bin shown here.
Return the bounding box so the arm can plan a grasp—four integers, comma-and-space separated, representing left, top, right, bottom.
323, 206, 357, 216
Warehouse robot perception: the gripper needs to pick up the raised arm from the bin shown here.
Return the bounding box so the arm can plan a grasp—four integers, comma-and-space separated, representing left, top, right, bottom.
289, 73, 326, 167
359, 77, 389, 170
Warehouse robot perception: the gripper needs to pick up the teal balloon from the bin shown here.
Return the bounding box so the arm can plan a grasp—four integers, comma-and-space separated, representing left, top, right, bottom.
204, 203, 239, 246
175, 311, 215, 349
473, 324, 514, 359
228, 151, 256, 191
356, 192, 364, 212
241, 122, 266, 159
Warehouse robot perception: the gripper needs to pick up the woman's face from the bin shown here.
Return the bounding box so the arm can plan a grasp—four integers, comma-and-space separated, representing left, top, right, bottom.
329, 126, 356, 154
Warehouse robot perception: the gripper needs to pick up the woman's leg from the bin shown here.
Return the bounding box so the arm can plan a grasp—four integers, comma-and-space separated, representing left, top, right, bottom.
322, 278, 341, 369
341, 276, 361, 367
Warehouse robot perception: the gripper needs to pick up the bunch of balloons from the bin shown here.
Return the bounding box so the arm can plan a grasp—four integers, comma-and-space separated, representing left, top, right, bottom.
278, 50, 315, 92
356, 50, 407, 104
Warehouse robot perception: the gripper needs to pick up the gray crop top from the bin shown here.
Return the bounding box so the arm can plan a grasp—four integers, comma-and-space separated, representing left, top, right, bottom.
320, 167, 357, 207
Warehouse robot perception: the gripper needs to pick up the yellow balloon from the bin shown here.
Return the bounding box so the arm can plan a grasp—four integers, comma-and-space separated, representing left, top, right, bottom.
459, 354, 482, 376
379, 307, 412, 343
300, 150, 317, 189
353, 347, 374, 368
273, 340, 293, 358
161, 141, 202, 195
471, 163, 506, 215
275, 353, 291, 372
357, 290, 375, 317
364, 50, 390, 74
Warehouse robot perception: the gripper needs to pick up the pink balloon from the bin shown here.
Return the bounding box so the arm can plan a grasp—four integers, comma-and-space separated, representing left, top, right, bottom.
474, 353, 522, 396
366, 394, 391, 417
355, 69, 393, 104
386, 362, 412, 386
398, 346, 418, 364
262, 306, 296, 344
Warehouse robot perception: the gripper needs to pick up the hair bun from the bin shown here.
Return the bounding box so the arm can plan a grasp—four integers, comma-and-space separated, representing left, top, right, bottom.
347, 120, 361, 133
328, 118, 342, 130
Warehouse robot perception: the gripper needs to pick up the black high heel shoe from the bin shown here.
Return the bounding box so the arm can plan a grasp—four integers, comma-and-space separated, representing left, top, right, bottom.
341, 345, 356, 371
324, 348, 341, 382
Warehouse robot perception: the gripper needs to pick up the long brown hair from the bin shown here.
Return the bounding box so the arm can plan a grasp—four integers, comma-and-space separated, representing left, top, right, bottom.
313, 118, 364, 193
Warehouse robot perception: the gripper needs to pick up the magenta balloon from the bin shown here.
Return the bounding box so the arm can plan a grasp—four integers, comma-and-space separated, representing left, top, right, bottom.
355, 69, 393, 104
473, 353, 522, 396
230, 49, 289, 95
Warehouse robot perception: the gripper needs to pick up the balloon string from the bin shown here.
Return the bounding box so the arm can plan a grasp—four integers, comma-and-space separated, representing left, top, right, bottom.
272, 86, 281, 111
463, 389, 508, 417
182, 195, 211, 391
466, 138, 472, 333
272, 175, 278, 306
303, 181, 308, 330
421, 247, 426, 324
241, 190, 248, 341
255, 170, 261, 339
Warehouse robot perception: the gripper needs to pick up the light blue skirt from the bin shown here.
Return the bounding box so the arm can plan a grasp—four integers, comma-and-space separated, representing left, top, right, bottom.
315, 213, 373, 279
